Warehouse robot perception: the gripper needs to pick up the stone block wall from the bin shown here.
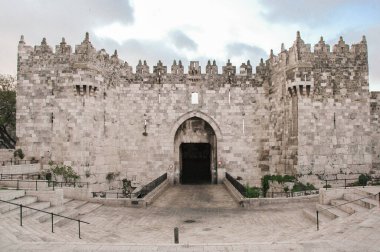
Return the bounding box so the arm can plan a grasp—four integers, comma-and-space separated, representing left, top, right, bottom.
370, 92, 380, 175
15, 32, 376, 186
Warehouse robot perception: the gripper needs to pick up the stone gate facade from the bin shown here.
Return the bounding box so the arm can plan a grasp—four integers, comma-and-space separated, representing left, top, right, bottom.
15, 31, 380, 185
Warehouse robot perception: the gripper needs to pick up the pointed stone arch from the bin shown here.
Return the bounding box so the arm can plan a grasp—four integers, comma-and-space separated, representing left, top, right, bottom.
170, 110, 222, 143
171, 111, 222, 184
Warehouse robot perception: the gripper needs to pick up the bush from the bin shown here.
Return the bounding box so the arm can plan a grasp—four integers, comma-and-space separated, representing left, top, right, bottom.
261, 174, 297, 197
358, 174, 370, 186
245, 184, 261, 198
13, 149, 24, 160
292, 182, 316, 192
261, 175, 271, 198
49, 162, 79, 182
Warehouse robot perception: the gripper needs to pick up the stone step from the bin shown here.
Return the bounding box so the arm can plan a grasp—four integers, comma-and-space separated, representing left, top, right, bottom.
53, 209, 80, 227
0, 196, 38, 213
77, 202, 102, 216
31, 205, 66, 223
3, 201, 51, 217
330, 199, 368, 214
0, 189, 25, 201
353, 187, 380, 200
316, 203, 350, 219
343, 193, 379, 209
53, 202, 101, 227
63, 199, 88, 209
302, 208, 331, 224
0, 217, 45, 242
63, 198, 73, 204
2, 211, 81, 242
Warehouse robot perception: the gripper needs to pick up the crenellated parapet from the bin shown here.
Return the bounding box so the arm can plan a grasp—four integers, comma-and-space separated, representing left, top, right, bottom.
266, 31, 369, 99
17, 31, 368, 99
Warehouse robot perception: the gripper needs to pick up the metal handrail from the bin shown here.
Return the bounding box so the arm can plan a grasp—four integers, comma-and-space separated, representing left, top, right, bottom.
0, 198, 89, 238
0, 179, 89, 191
139, 173, 167, 198
323, 177, 380, 189
1, 159, 39, 166
226, 172, 247, 197
315, 192, 380, 231
49, 181, 89, 189
0, 173, 44, 180
91, 191, 133, 199
267, 190, 319, 198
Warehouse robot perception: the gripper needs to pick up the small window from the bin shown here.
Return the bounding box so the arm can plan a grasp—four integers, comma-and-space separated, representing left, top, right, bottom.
191, 92, 199, 104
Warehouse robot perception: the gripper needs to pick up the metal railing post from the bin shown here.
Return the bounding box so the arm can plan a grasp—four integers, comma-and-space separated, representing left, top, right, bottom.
51, 213, 54, 233
316, 210, 319, 231
20, 204, 23, 226
174, 227, 179, 244
344, 179, 347, 189
17, 180, 19, 190
78, 220, 81, 239
53, 181, 55, 191
325, 180, 328, 190
36, 180, 38, 191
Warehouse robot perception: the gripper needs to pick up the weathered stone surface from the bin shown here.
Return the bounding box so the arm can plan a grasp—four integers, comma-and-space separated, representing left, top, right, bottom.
15, 32, 378, 185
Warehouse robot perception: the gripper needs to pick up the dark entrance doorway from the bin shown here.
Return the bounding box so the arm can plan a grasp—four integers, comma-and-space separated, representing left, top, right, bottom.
180, 143, 211, 184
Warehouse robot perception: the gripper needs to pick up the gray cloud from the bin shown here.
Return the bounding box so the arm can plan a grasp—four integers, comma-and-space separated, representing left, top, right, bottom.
168, 30, 198, 51
225, 43, 268, 73
0, 0, 134, 75
226, 43, 267, 60
258, 0, 379, 26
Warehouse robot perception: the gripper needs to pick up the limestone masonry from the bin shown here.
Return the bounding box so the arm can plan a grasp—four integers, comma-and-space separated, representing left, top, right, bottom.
15, 31, 380, 186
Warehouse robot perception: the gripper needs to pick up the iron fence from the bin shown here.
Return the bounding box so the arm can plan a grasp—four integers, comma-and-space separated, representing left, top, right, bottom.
1, 159, 39, 166
91, 191, 133, 199
0, 198, 89, 238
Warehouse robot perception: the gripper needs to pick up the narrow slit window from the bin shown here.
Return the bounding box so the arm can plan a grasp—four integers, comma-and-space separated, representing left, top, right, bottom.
191, 92, 199, 104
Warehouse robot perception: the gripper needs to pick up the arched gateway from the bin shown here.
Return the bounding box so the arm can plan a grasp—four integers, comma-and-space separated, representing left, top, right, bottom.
172, 112, 221, 184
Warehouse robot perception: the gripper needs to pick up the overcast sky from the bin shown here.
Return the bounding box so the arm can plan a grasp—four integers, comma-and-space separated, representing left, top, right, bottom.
1, 0, 379, 90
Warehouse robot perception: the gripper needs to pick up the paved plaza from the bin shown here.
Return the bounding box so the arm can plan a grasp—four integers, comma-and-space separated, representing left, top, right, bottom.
1, 185, 380, 251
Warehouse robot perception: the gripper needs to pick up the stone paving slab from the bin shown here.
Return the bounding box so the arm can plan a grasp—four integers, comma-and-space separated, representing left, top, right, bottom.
1, 186, 380, 251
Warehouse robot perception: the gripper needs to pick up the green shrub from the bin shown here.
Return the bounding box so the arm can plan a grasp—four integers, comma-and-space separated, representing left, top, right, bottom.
261, 175, 271, 198
245, 184, 261, 198
261, 174, 297, 197
358, 174, 370, 186
292, 182, 316, 192
49, 162, 79, 182
13, 149, 24, 160
283, 175, 296, 182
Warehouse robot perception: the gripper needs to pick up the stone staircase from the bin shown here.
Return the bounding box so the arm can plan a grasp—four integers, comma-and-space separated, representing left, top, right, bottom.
0, 189, 102, 243
303, 187, 379, 225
